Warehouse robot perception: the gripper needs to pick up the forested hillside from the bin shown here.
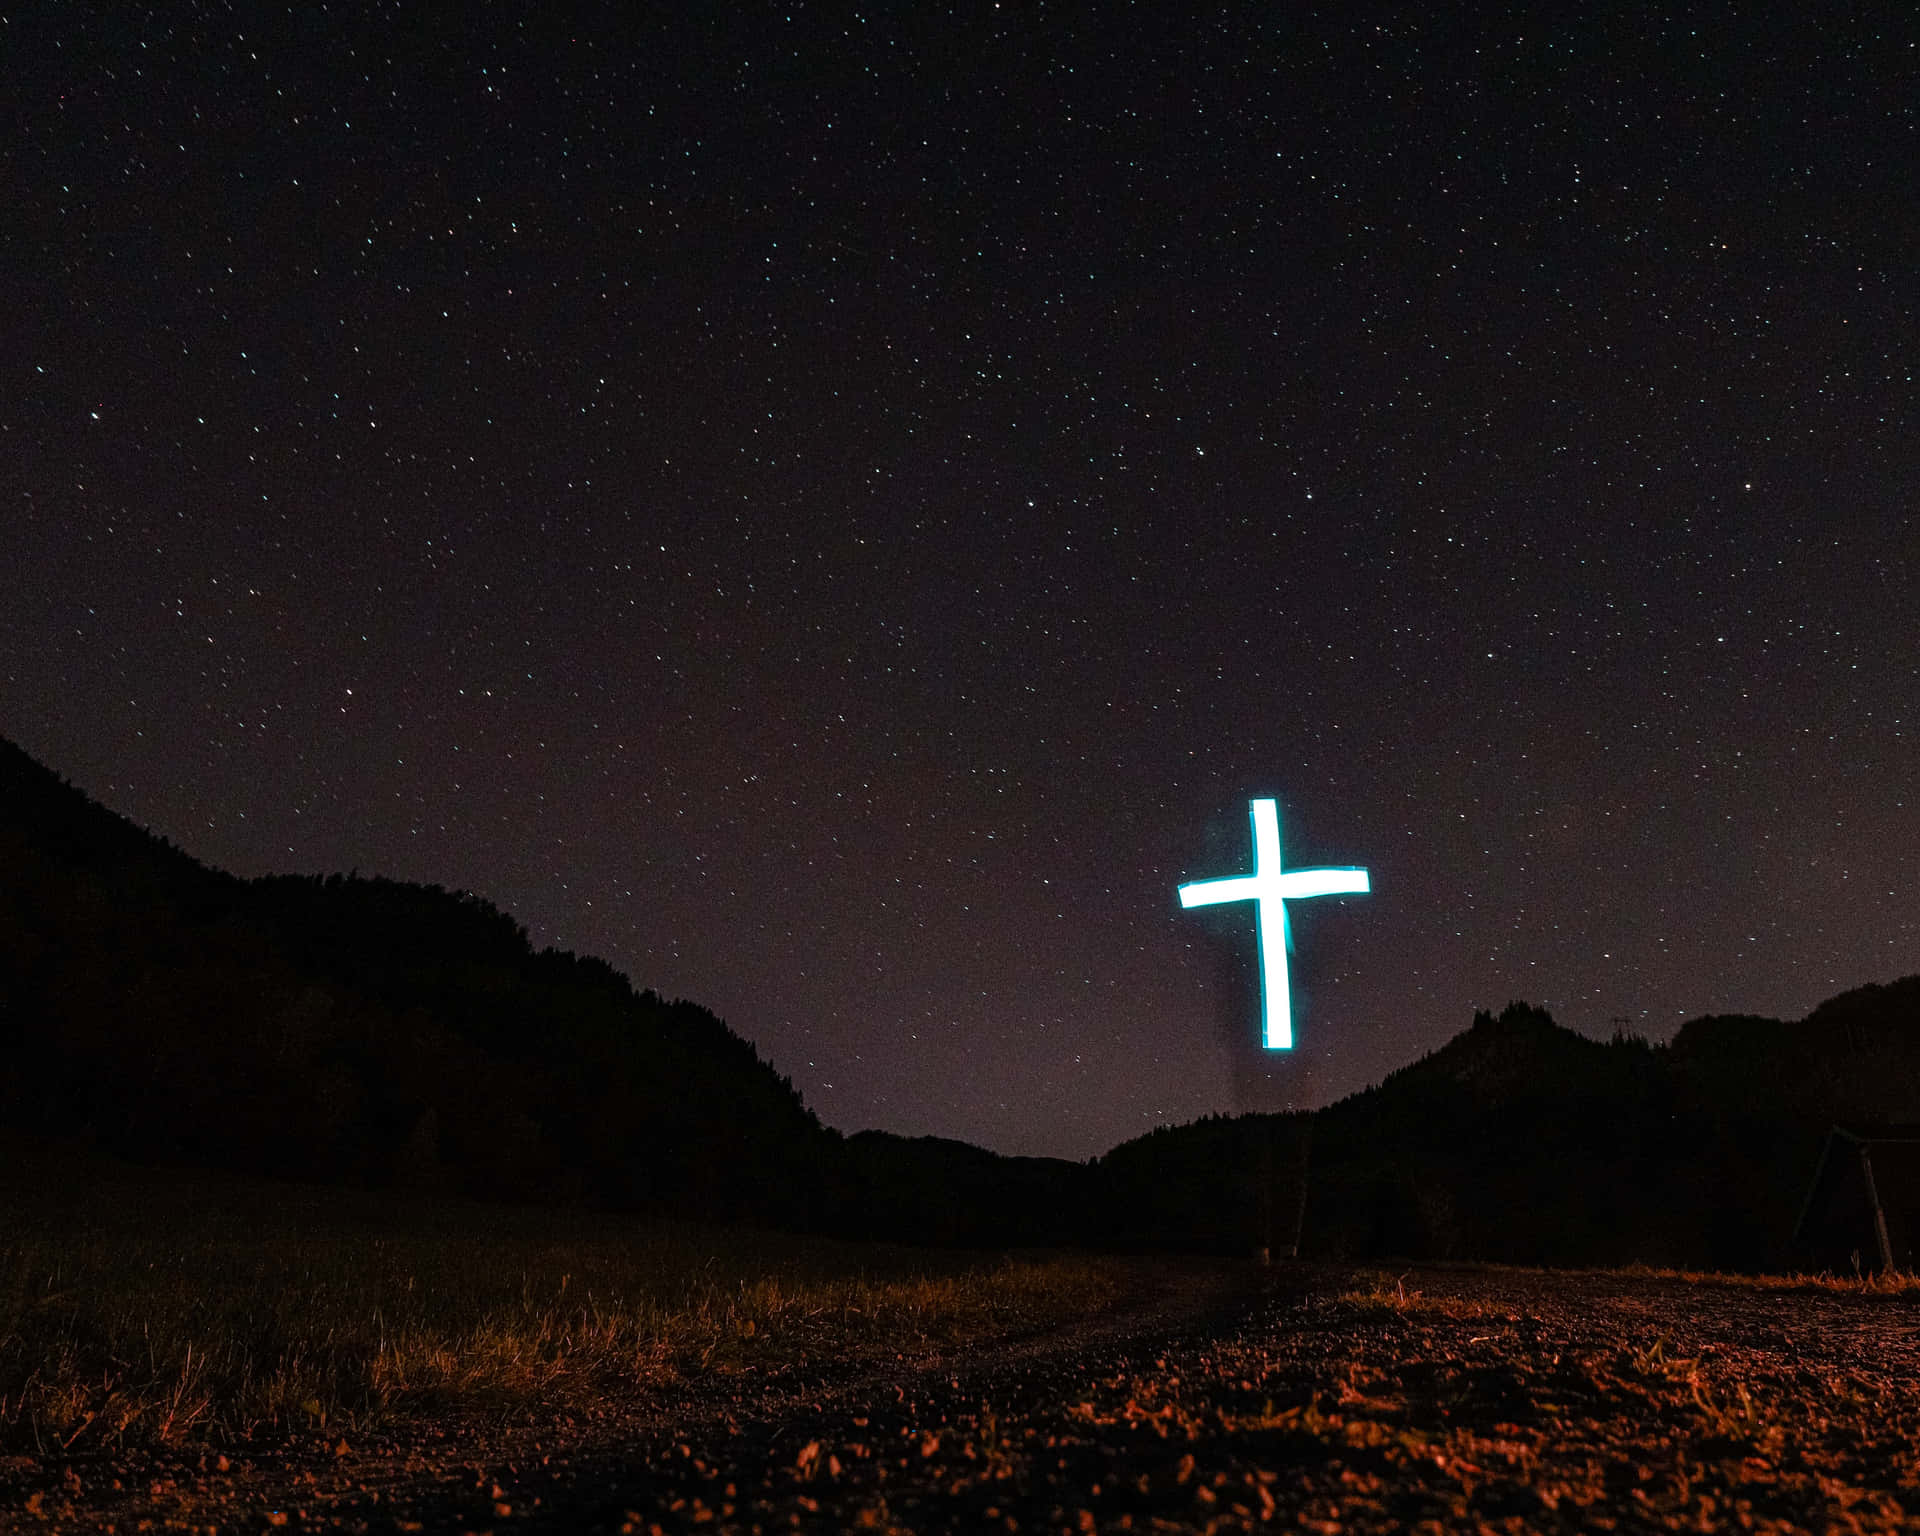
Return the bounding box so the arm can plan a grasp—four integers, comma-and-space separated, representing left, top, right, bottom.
1096, 987, 1920, 1269
0, 736, 828, 1222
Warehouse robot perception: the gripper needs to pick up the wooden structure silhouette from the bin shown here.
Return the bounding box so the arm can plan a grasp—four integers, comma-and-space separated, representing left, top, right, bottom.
1793, 1125, 1920, 1274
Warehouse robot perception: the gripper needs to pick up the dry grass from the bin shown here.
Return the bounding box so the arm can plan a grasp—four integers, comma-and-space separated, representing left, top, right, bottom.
1607, 1261, 1920, 1295
1334, 1256, 1920, 1321
0, 1151, 1122, 1453
1333, 1270, 1510, 1320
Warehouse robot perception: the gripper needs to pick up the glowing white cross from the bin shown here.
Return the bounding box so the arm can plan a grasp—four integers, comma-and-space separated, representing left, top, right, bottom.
1178, 798, 1369, 1050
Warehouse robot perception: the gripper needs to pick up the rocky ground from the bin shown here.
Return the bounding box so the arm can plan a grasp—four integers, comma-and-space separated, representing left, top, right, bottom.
7, 1260, 1920, 1534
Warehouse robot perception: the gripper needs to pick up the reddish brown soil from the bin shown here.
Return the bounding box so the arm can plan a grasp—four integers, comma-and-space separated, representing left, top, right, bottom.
7, 1261, 1919, 1534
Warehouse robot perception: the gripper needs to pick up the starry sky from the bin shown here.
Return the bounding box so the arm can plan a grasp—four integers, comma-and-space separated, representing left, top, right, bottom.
5, 5, 1916, 1161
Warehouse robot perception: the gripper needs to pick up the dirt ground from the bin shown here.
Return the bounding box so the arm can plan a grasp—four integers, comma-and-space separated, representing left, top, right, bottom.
7, 1260, 1920, 1534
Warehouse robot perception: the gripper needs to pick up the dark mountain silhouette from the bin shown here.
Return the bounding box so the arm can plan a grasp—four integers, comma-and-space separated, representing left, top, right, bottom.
4, 733, 1915, 1266
0, 735, 831, 1224
833, 1131, 1090, 1248
1302, 1004, 1715, 1265
1093, 988, 1920, 1269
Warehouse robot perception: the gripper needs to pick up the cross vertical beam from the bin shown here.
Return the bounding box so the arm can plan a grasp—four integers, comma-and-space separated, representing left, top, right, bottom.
1178, 798, 1369, 1049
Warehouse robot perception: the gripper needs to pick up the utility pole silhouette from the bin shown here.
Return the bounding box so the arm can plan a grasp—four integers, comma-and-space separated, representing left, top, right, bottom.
1249, 1111, 1317, 1263
1286, 1114, 1315, 1259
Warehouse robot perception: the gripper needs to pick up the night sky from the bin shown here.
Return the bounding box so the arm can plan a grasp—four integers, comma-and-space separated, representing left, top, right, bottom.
6, 6, 1915, 1161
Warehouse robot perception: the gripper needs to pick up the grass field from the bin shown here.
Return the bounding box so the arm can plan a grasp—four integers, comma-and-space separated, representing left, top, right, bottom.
0, 1141, 1123, 1454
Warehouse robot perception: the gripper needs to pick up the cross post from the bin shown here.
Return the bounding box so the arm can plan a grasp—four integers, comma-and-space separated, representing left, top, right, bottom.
1178, 798, 1369, 1049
